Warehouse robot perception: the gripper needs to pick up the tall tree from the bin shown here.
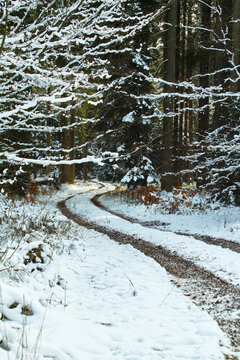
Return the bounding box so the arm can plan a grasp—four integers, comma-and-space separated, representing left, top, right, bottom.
97, 0, 162, 186
0, 0, 119, 190
212, 0, 233, 130
161, 0, 178, 192
198, 0, 211, 138
231, 0, 240, 94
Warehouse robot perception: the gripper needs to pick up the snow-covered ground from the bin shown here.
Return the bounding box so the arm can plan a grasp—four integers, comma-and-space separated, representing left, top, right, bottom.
68, 187, 240, 288
0, 182, 238, 359
100, 191, 240, 243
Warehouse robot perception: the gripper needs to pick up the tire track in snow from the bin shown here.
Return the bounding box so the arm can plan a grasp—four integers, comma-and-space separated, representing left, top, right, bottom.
92, 191, 240, 254
58, 188, 240, 349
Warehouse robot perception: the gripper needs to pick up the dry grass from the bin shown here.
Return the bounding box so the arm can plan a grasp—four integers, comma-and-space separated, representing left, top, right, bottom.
114, 185, 211, 214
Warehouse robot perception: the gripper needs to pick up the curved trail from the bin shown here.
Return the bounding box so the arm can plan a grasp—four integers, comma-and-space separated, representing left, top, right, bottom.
58, 186, 240, 348
92, 191, 240, 254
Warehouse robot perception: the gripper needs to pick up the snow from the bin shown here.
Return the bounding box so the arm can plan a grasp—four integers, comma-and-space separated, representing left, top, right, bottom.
67, 187, 240, 288
0, 182, 237, 359
122, 111, 135, 123
132, 53, 149, 71
100, 192, 240, 243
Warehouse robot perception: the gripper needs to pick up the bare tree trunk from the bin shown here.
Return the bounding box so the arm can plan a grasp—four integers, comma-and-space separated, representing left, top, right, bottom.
188, 107, 193, 184
161, 0, 177, 192
46, 132, 51, 177
83, 144, 88, 182
68, 108, 75, 184
198, 0, 211, 139
231, 0, 240, 93
173, 0, 181, 187
212, 0, 232, 130
178, 0, 186, 186
183, 108, 188, 184
59, 107, 69, 184
184, 3, 194, 184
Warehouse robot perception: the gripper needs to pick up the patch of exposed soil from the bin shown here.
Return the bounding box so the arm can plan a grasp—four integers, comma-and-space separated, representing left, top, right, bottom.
58, 192, 240, 349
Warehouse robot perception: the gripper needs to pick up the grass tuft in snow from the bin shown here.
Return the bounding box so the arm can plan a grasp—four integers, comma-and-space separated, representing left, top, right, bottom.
0, 192, 80, 279
0, 188, 83, 359
110, 185, 217, 214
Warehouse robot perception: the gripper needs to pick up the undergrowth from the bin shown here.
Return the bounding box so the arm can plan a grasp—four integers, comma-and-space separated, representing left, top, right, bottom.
0, 186, 79, 279
113, 186, 218, 214
0, 185, 81, 359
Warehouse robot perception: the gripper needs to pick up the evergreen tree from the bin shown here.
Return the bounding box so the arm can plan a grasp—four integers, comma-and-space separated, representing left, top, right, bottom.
96, 0, 162, 186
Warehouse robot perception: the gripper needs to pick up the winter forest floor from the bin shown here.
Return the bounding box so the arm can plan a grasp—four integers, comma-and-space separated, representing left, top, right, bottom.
0, 181, 239, 360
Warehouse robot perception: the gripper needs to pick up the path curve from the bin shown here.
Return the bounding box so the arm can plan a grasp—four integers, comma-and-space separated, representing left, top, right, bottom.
91, 190, 240, 254
58, 187, 240, 349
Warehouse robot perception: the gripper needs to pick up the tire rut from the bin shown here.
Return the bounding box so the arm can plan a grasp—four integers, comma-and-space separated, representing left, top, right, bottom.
58, 192, 240, 349
92, 191, 240, 254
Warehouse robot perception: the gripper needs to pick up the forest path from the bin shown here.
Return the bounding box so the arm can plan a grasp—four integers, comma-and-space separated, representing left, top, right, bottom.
58, 185, 240, 350
92, 190, 240, 254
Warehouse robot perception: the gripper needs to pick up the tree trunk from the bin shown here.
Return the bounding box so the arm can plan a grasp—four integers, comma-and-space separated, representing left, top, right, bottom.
173, 0, 181, 187
177, 0, 186, 186
59, 107, 69, 184
68, 108, 75, 184
184, 2, 194, 184
231, 0, 240, 93
161, 0, 178, 192
198, 0, 211, 139
188, 107, 193, 184
46, 132, 51, 177
212, 0, 232, 130
83, 144, 88, 182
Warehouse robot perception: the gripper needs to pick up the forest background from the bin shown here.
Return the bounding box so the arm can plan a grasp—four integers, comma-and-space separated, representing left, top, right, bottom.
0, 0, 239, 205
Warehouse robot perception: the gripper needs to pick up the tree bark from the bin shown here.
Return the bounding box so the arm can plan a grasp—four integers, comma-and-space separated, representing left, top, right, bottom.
173, 0, 181, 186
68, 108, 75, 184
184, 2, 194, 184
83, 144, 88, 182
161, 0, 178, 192
212, 0, 233, 130
59, 107, 69, 184
231, 0, 240, 93
198, 0, 211, 139
46, 132, 51, 177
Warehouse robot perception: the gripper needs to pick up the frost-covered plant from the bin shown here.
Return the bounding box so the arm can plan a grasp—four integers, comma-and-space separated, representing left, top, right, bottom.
0, 192, 79, 279
113, 186, 218, 215
154, 190, 215, 215
0, 282, 51, 359
121, 157, 160, 188
194, 124, 240, 206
